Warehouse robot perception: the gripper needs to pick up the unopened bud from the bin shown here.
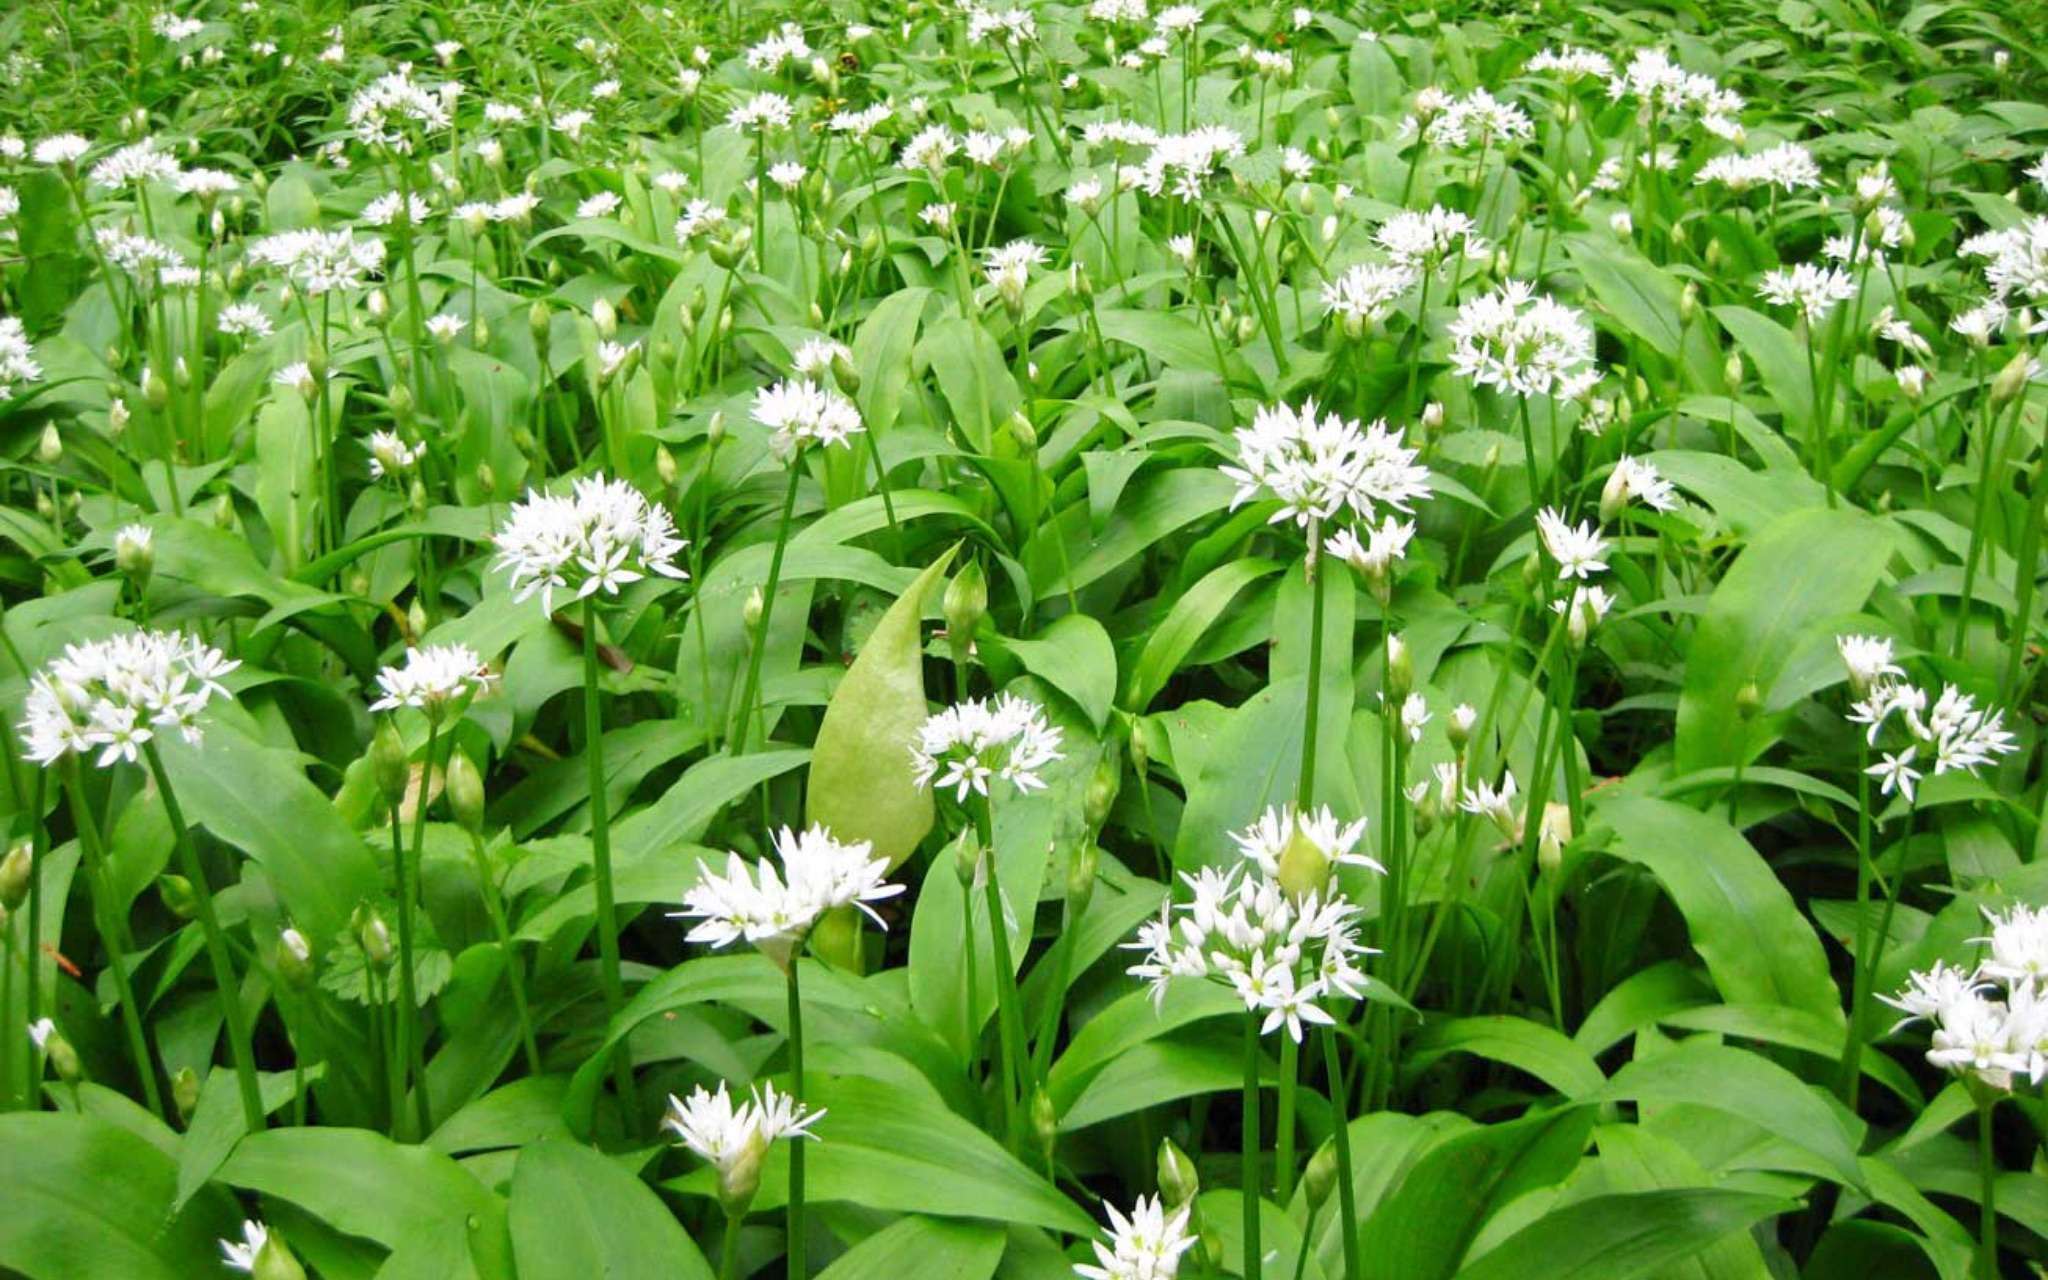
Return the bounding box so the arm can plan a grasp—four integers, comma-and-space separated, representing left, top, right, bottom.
1723, 351, 1744, 389
1386, 633, 1413, 700
1735, 682, 1762, 721
356, 908, 394, 970
951, 827, 982, 888
1991, 349, 2032, 406
157, 874, 198, 919
1158, 1138, 1199, 1209
1031, 1086, 1058, 1150
36, 424, 61, 465
446, 751, 486, 834
528, 300, 551, 342
1083, 755, 1119, 832
1536, 801, 1571, 872
254, 1231, 310, 1280
276, 926, 314, 988
831, 351, 861, 394
370, 720, 410, 805
1304, 1140, 1339, 1211
172, 1067, 201, 1123
656, 444, 679, 487
592, 297, 618, 339
743, 586, 765, 633
0, 844, 31, 911
944, 560, 987, 665
1679, 282, 1699, 325
1066, 842, 1099, 916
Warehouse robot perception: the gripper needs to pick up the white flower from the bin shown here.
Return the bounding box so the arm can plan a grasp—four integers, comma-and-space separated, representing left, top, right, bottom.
911, 694, 1064, 801
1757, 263, 1858, 324
665, 1081, 822, 1198
0, 317, 43, 400
1376, 206, 1487, 273
1321, 262, 1417, 326
1222, 400, 1432, 530
968, 7, 1038, 44
89, 139, 181, 188
752, 377, 865, 461
247, 228, 387, 295
220, 1220, 269, 1274
791, 338, 851, 378
1977, 904, 2048, 987
767, 161, 806, 192
1424, 89, 1534, 150
1460, 769, 1519, 837
744, 22, 811, 71
674, 199, 726, 239
425, 313, 466, 343
1925, 989, 2027, 1084
349, 68, 453, 152
1694, 143, 1821, 194
114, 523, 153, 566
25, 1018, 54, 1051
1155, 4, 1203, 34
33, 134, 90, 167
1867, 746, 1921, 801
1447, 281, 1596, 399
1600, 455, 1677, 516
726, 92, 794, 134
1835, 635, 1903, 695
900, 124, 960, 171
1231, 804, 1379, 881
576, 191, 623, 220
368, 644, 494, 716
676, 825, 903, 967
1076, 1195, 1199, 1280
1134, 126, 1244, 200
1324, 514, 1416, 584
19, 631, 239, 768
216, 303, 273, 339
1880, 961, 1987, 1030
361, 191, 432, 228
1551, 584, 1616, 645
491, 474, 689, 615
983, 238, 1049, 307
1527, 46, 1613, 80
1535, 507, 1609, 579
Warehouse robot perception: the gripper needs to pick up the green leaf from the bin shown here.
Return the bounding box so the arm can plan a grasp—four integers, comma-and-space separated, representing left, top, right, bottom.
1673, 506, 1893, 773
1361, 1107, 1596, 1280
219, 1126, 506, 1258
807, 550, 955, 869
1455, 1189, 1791, 1280
1600, 794, 1843, 1023
1403, 1016, 1607, 1099
1586, 1125, 1774, 1280
815, 1216, 1005, 1280
0, 1113, 238, 1279
1003, 614, 1117, 731
921, 316, 1017, 453
1124, 557, 1282, 711
1714, 305, 1816, 435
508, 1141, 714, 1280
1566, 236, 1684, 358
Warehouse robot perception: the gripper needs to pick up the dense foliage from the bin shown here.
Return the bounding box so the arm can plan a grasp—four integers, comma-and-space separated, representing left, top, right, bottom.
0, 0, 2046, 1276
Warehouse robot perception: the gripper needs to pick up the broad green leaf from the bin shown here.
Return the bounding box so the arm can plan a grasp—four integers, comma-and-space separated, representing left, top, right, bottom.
1124, 557, 1283, 711
219, 1127, 506, 1258
1566, 236, 1684, 358
1404, 1016, 1606, 1099
1673, 506, 1893, 773
1585, 1125, 1774, 1280
815, 1216, 1005, 1280
1456, 1189, 1791, 1280
508, 1141, 714, 1280
1601, 794, 1843, 1023
807, 549, 955, 869
1713, 305, 1816, 436
1003, 613, 1117, 731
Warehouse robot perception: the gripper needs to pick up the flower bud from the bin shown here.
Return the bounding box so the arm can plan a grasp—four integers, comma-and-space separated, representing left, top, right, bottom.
951, 826, 982, 889
1083, 753, 1120, 832
254, 1232, 310, 1280
445, 751, 486, 834
356, 908, 394, 970
1006, 411, 1037, 454
1276, 820, 1332, 902
1386, 633, 1413, 700
743, 586, 765, 633
212, 492, 236, 530
831, 350, 861, 394
37, 1022, 81, 1082
370, 720, 410, 805
1066, 841, 1099, 917
172, 1067, 201, 1123
0, 843, 31, 911
1734, 682, 1762, 721
1991, 349, 2032, 407
276, 926, 314, 988
1158, 1137, 1199, 1209
1304, 1139, 1339, 1211
944, 560, 987, 665
1679, 282, 1699, 325
115, 524, 154, 582
158, 873, 198, 919
1723, 351, 1744, 390
36, 423, 62, 465
528, 300, 551, 342
474, 460, 496, 496
718, 1130, 769, 1215
1421, 400, 1445, 433
1031, 1086, 1058, 1150
656, 444, 679, 489
1536, 802, 1571, 872
109, 398, 131, 435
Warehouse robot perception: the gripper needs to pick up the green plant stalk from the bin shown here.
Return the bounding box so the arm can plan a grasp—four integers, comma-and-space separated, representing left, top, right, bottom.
1029, 901, 1079, 1082
1953, 372, 2023, 659
1319, 1026, 1361, 1280
1242, 1013, 1263, 1280
23, 768, 44, 1063
581, 599, 639, 1132
1297, 549, 1326, 809
720, 1210, 744, 1280
786, 961, 808, 1280
2003, 450, 2047, 701
729, 466, 803, 755
396, 714, 436, 1137
61, 762, 165, 1121
960, 885, 982, 1087
1977, 1090, 1998, 1280
976, 800, 1028, 1149
1837, 742, 1876, 1109
466, 830, 542, 1076
141, 744, 263, 1132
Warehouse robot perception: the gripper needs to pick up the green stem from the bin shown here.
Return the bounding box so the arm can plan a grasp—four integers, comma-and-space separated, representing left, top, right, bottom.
730, 467, 803, 755
1242, 1014, 1263, 1280
142, 744, 262, 1133
720, 1212, 744, 1280
1274, 1034, 1298, 1206
1977, 1092, 1999, 1280
62, 763, 165, 1120
1320, 1028, 1361, 1280
978, 800, 1027, 1150
787, 963, 807, 1280
1298, 549, 1326, 808
467, 831, 541, 1076
1838, 742, 1875, 1109
581, 599, 638, 1133
2002, 450, 2048, 701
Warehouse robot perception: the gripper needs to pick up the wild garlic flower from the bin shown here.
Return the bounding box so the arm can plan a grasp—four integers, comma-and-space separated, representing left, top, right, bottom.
575, 191, 623, 219
744, 22, 811, 71
368, 644, 495, 716
1599, 455, 1678, 517
1526, 46, 1613, 80
1376, 206, 1488, 273
216, 303, 273, 339
349, 68, 452, 152
32, 134, 90, 167
1879, 960, 1987, 1030
20, 631, 239, 768
1976, 217, 2048, 305
984, 238, 1049, 308
1551, 584, 1616, 647
89, 138, 181, 188
1835, 634, 1904, 696
1459, 769, 1520, 838
1977, 903, 2048, 987
1124, 864, 1370, 1038
1846, 679, 2017, 800
791, 337, 852, 378
910, 693, 1064, 801
1134, 126, 1245, 200
247, 228, 387, 295
1321, 261, 1417, 327
677, 825, 903, 968
1155, 4, 1204, 34
1424, 89, 1534, 150
1076, 1195, 1200, 1280
1447, 282, 1597, 399
1693, 143, 1821, 194
490, 474, 688, 614
219, 1220, 271, 1274
1757, 263, 1858, 324
1222, 401, 1431, 530
0, 317, 42, 400
1324, 514, 1416, 588
1924, 989, 2037, 1086
675, 199, 727, 239
1535, 507, 1609, 579
752, 377, 865, 461
665, 1081, 823, 1205
361, 192, 433, 228
967, 7, 1038, 43
1606, 48, 1744, 129
726, 92, 794, 134
1231, 804, 1380, 889
899, 124, 960, 171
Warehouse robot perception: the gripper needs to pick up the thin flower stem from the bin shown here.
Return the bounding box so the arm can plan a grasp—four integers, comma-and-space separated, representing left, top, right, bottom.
467, 830, 542, 1076
23, 768, 44, 1054
1977, 1091, 1999, 1280
581, 599, 639, 1134
141, 744, 263, 1133
1297, 548, 1325, 809
2002, 449, 2048, 701
786, 962, 807, 1280
1838, 741, 1875, 1109
720, 1211, 745, 1280
1319, 1027, 1361, 1280
396, 715, 436, 1137
977, 799, 1028, 1150
730, 467, 803, 756
1242, 1013, 1263, 1280
61, 762, 165, 1120
1274, 1034, 1297, 1206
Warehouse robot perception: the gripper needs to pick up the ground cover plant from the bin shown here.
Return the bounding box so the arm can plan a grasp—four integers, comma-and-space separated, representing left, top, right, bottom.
0, 0, 2046, 1275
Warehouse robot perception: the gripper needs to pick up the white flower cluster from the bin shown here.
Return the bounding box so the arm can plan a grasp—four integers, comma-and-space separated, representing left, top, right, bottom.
1447, 281, 1597, 399
1423, 89, 1534, 150
1837, 636, 2018, 802
744, 21, 811, 71
348, 67, 453, 152
1693, 142, 1821, 193
727, 91, 795, 134
665, 1080, 822, 1197
1075, 1195, 1199, 1280
677, 825, 903, 968
20, 630, 239, 768
368, 644, 495, 716
1885, 904, 2048, 1088
0, 317, 42, 400
1536, 508, 1616, 639
1320, 261, 1416, 325
910, 694, 1064, 801
1606, 48, 1744, 138
1134, 126, 1245, 200
248, 228, 387, 295
1972, 216, 2048, 307
967, 6, 1038, 43
1758, 262, 1859, 323
1222, 400, 1431, 530
1124, 853, 1372, 1040
751, 377, 865, 461
1376, 205, 1488, 273
490, 473, 689, 614
88, 138, 181, 188
1526, 46, 1614, 80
